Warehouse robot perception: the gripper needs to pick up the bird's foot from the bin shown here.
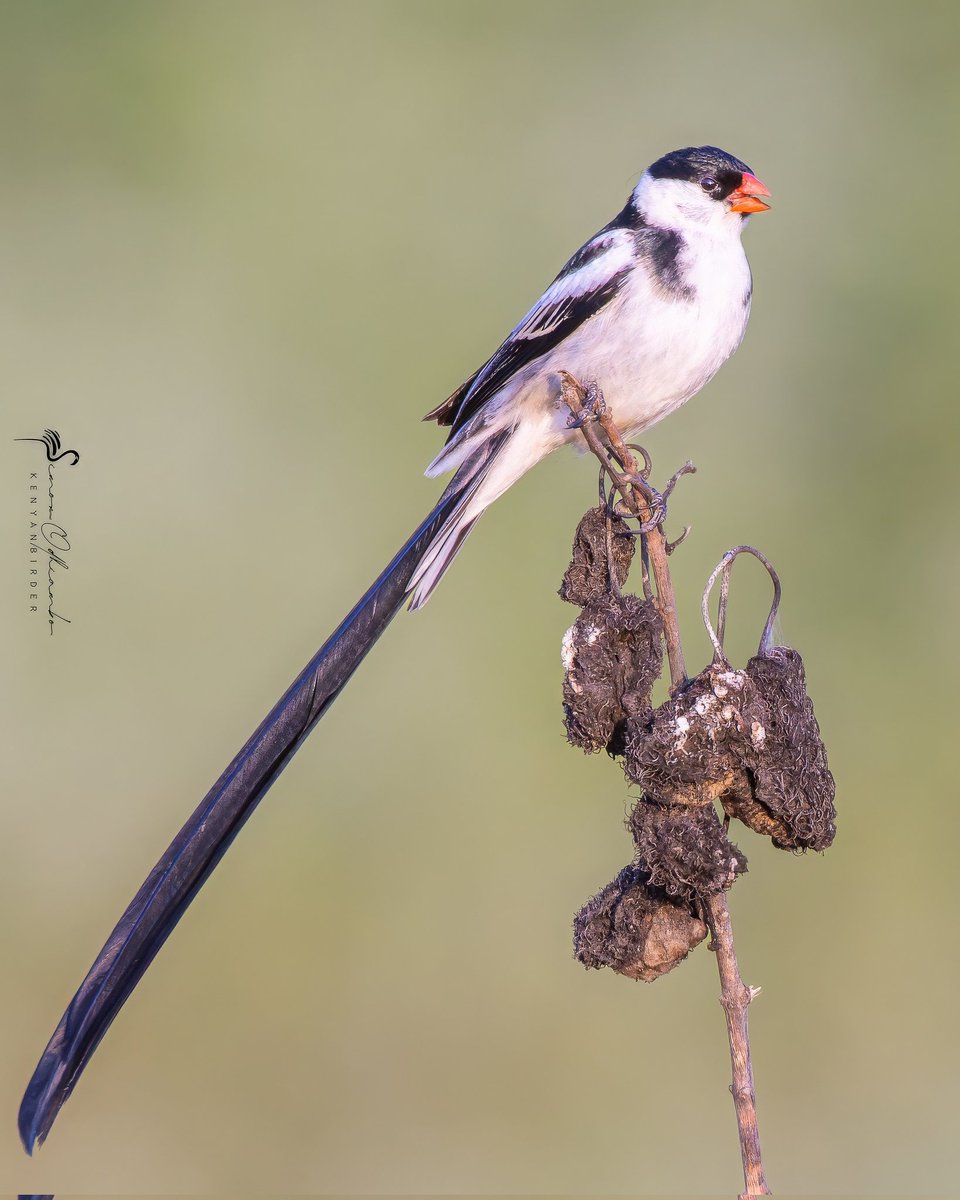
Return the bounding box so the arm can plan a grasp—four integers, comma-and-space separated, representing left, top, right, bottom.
565, 379, 607, 429
614, 459, 697, 536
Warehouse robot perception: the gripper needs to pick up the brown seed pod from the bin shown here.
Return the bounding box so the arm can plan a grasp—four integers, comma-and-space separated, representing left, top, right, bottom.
559, 505, 635, 607
733, 646, 837, 851
622, 663, 760, 804
573, 864, 707, 982
629, 800, 747, 900
562, 592, 664, 755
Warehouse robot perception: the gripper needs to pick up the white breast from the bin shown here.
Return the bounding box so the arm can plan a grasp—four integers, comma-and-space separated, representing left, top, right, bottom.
545, 228, 753, 441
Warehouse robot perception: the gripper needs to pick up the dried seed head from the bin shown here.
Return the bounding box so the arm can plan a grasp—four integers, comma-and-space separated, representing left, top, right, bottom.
559, 506, 635, 606
629, 801, 747, 900
623, 664, 758, 804
734, 647, 837, 851
573, 864, 707, 982
563, 593, 664, 755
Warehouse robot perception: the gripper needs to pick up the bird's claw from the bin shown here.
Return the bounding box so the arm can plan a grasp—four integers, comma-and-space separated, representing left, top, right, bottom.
565, 380, 607, 429
621, 460, 695, 538
626, 474, 668, 531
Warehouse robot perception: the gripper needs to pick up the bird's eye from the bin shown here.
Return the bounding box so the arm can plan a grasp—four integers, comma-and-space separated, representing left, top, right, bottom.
700, 175, 717, 191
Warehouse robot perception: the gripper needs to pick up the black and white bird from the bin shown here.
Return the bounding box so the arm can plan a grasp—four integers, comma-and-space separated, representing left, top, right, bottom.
19, 145, 770, 1152
410, 143, 770, 605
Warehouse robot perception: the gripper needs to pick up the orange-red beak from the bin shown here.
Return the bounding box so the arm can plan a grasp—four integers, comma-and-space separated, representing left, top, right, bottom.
727, 172, 771, 214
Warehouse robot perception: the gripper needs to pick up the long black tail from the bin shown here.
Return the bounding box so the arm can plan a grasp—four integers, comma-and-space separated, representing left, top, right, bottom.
18, 482, 470, 1154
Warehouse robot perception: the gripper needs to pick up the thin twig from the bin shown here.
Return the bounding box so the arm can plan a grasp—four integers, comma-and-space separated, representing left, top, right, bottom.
560, 371, 771, 1197
704, 894, 771, 1198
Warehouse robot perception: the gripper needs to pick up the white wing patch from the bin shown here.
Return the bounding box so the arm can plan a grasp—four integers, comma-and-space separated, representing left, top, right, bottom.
512, 229, 636, 341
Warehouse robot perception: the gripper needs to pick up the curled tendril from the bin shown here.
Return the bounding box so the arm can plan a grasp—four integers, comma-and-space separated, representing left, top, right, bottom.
597, 464, 611, 510
702, 546, 782, 666
624, 443, 654, 480
662, 460, 697, 501
665, 525, 691, 555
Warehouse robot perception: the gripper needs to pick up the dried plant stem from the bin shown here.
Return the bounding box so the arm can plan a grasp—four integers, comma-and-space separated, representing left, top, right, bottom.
560, 371, 771, 1197
595, 402, 687, 688
704, 893, 771, 1198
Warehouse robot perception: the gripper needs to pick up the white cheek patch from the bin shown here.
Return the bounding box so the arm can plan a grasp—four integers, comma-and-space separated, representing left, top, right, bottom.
633, 173, 719, 228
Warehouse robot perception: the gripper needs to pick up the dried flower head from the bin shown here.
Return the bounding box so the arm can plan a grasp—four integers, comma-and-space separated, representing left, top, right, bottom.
629, 801, 747, 900
623, 664, 760, 804
559, 505, 635, 607
563, 593, 664, 755
731, 647, 836, 851
573, 864, 707, 981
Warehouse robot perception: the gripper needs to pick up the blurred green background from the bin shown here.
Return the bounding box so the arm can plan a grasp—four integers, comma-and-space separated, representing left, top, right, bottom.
2, 0, 958, 1193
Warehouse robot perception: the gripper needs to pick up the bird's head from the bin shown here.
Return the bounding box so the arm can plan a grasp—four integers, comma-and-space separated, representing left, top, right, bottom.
633, 146, 771, 233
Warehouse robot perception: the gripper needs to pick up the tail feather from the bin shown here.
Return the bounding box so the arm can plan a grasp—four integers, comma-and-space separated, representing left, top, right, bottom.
407, 428, 512, 610
407, 515, 480, 611
18, 486, 466, 1154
